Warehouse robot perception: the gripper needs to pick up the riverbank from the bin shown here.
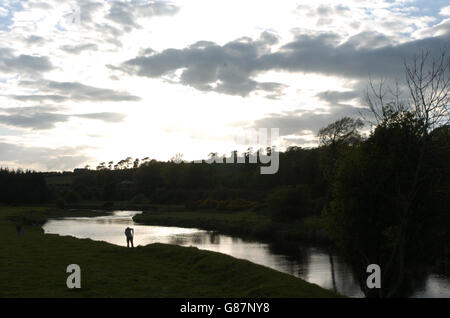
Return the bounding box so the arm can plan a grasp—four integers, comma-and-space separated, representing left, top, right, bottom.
133, 209, 331, 244
0, 205, 341, 297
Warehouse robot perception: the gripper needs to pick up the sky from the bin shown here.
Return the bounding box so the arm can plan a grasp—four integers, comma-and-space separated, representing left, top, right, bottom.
0, 0, 449, 171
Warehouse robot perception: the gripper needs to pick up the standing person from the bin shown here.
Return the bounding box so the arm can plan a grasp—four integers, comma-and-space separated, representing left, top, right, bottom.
16, 225, 22, 236
125, 227, 134, 248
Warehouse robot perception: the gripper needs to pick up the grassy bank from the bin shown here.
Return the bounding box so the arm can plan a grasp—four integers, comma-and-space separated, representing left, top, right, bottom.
133, 209, 330, 244
0, 205, 340, 298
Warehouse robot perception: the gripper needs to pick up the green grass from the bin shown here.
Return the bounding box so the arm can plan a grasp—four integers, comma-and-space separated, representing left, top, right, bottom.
0, 205, 341, 298
133, 209, 330, 243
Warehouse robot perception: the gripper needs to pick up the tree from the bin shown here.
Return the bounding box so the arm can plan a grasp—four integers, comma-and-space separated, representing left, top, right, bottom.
330, 50, 450, 297
267, 185, 312, 222
133, 158, 140, 169
170, 153, 184, 164
96, 162, 106, 170
125, 157, 133, 169
317, 117, 364, 210
318, 117, 364, 148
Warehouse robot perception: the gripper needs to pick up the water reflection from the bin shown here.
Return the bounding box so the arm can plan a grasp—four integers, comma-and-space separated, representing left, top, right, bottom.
42, 210, 449, 298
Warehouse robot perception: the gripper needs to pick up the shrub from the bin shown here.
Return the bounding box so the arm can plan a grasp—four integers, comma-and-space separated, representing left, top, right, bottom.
131, 193, 147, 204
267, 185, 312, 222
64, 190, 81, 203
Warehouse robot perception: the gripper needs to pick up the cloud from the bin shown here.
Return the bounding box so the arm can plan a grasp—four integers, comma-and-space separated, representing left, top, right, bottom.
26, 1, 52, 10
105, 0, 179, 31
16, 79, 141, 102
74, 112, 126, 122
0, 106, 127, 130
413, 18, 450, 38
0, 112, 68, 130
439, 6, 450, 16
9, 95, 68, 102
60, 43, 98, 54
252, 104, 364, 137
114, 32, 285, 97
296, 3, 349, 16
0, 48, 53, 73
261, 31, 450, 79
76, 0, 104, 24
25, 35, 45, 45
316, 90, 360, 105
282, 135, 315, 146
114, 28, 450, 97
0, 141, 91, 171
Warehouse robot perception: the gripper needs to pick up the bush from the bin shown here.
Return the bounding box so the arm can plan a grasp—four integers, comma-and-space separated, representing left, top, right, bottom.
102, 201, 114, 209
187, 198, 264, 211
55, 197, 66, 209
63, 190, 81, 203
267, 185, 312, 222
131, 193, 147, 204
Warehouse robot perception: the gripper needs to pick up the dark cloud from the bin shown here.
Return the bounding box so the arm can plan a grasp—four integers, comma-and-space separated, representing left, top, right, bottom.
25, 35, 45, 45
60, 43, 98, 54
17, 79, 141, 102
105, 0, 179, 30
106, 1, 139, 30
114, 32, 284, 97
74, 112, 126, 122
0, 106, 127, 130
0, 113, 68, 130
114, 28, 450, 97
27, 1, 52, 10
262, 30, 450, 79
77, 0, 104, 24
252, 104, 364, 136
9, 94, 68, 102
295, 4, 350, 21
0, 48, 53, 73
0, 141, 91, 171
316, 90, 360, 105
89, 22, 124, 47
0, 106, 67, 130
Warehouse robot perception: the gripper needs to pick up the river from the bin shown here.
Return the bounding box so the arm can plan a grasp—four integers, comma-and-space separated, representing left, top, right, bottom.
42, 210, 449, 298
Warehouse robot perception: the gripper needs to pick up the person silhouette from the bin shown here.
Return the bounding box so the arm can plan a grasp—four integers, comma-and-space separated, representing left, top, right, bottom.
125, 227, 134, 248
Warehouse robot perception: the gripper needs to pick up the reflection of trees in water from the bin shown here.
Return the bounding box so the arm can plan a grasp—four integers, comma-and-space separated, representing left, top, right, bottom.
267, 242, 366, 297
329, 251, 337, 293
92, 218, 130, 225
331, 256, 430, 297
168, 232, 221, 246
267, 241, 308, 263
191, 232, 207, 245
331, 253, 363, 297
393, 266, 429, 297
208, 231, 220, 244
231, 237, 240, 244
349, 259, 429, 297
169, 235, 188, 245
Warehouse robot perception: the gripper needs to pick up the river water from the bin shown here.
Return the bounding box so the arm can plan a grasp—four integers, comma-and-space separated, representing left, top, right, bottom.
42, 210, 449, 298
